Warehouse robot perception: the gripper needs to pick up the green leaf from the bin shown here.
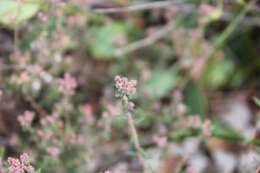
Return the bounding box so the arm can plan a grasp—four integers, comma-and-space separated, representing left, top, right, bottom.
20, 30, 39, 50
254, 97, 260, 107
184, 82, 207, 119
170, 128, 200, 141
203, 58, 235, 89
90, 23, 126, 58
201, 8, 222, 24
0, 0, 40, 26
0, 147, 5, 158
211, 122, 243, 141
144, 68, 178, 99
35, 169, 42, 173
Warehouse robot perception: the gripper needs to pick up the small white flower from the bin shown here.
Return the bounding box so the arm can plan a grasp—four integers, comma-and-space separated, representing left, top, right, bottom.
40, 71, 53, 83
32, 80, 42, 91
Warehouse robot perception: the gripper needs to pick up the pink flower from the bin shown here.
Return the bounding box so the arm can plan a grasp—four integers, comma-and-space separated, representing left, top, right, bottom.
40, 115, 55, 126
67, 15, 85, 27
114, 75, 137, 95
186, 165, 198, 173
47, 147, 60, 157
40, 113, 63, 128
24, 165, 35, 173
37, 12, 48, 22
186, 116, 202, 128
153, 136, 168, 147
127, 101, 135, 110
7, 153, 34, 173
199, 4, 215, 16
9, 134, 18, 146
76, 135, 85, 145
7, 158, 23, 173
111, 163, 127, 173
36, 129, 53, 140
20, 153, 30, 164
58, 73, 77, 95
17, 111, 35, 128
102, 104, 122, 117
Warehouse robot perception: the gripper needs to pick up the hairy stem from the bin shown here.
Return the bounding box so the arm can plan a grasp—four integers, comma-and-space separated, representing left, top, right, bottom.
127, 113, 147, 172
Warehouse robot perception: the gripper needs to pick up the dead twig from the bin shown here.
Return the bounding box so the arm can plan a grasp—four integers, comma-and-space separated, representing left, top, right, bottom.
114, 21, 175, 56
92, 0, 187, 14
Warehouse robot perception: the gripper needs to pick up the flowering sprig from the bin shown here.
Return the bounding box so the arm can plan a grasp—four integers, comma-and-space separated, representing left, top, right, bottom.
113, 76, 147, 170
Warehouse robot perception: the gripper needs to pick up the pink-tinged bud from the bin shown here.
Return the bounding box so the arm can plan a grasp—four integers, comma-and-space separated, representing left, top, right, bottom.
18, 111, 35, 128
58, 73, 77, 95
102, 104, 122, 117
47, 147, 60, 157
81, 103, 95, 125
37, 12, 48, 22
9, 134, 18, 146
185, 116, 201, 128
153, 136, 168, 147
127, 102, 135, 110
186, 165, 198, 173
202, 119, 212, 138
20, 153, 30, 164
25, 165, 35, 173
199, 4, 215, 16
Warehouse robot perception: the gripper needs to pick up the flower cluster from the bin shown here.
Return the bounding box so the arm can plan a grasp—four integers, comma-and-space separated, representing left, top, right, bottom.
58, 73, 77, 95
7, 153, 35, 173
114, 75, 137, 96
17, 111, 35, 128
114, 76, 137, 112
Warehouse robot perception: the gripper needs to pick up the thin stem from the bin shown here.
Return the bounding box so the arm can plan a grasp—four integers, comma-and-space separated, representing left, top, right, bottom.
127, 113, 147, 172
212, 0, 257, 53
92, 0, 187, 14
14, 26, 19, 50
14, 0, 22, 50
127, 113, 141, 152
114, 21, 175, 56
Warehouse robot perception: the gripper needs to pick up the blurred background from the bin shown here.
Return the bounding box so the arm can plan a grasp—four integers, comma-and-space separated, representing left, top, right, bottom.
0, 0, 260, 173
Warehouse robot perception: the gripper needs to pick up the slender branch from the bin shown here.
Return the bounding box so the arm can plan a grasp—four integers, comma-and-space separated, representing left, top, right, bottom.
190, 0, 258, 79
0, 63, 25, 71
114, 21, 175, 56
92, 0, 188, 14
25, 95, 48, 116
127, 113, 141, 153
213, 0, 258, 51
256, 166, 260, 173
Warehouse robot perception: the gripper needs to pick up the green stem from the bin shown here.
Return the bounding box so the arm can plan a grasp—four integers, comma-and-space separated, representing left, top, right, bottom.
212, 0, 257, 55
